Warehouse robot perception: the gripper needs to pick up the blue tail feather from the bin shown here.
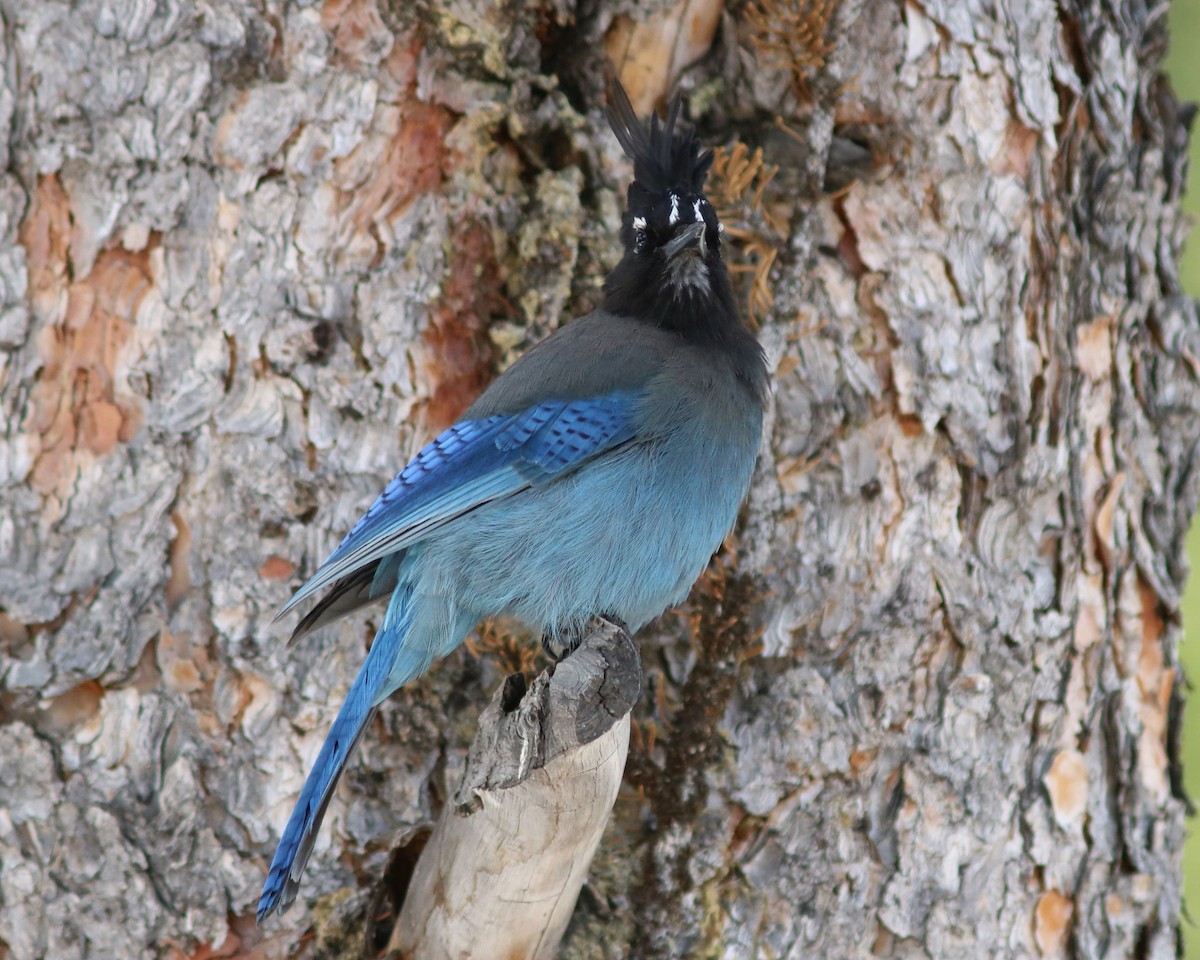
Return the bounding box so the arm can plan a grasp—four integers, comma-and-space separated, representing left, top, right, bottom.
257, 579, 431, 922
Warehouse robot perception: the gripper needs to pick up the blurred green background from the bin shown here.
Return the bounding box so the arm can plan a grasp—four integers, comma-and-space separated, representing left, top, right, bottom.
1168, 1, 1200, 953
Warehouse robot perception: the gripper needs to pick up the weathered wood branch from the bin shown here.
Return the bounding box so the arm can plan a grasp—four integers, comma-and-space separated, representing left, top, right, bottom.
389, 619, 641, 959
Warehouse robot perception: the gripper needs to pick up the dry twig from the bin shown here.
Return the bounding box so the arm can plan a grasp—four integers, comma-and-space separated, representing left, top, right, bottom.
743, 0, 838, 99
710, 143, 783, 323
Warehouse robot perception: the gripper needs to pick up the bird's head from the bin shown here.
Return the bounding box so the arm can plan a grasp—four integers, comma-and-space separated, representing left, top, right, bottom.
602, 81, 739, 339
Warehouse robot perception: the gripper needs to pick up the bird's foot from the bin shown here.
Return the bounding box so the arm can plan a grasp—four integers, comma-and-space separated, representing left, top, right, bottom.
543, 616, 629, 664
595, 614, 630, 636
540, 632, 566, 663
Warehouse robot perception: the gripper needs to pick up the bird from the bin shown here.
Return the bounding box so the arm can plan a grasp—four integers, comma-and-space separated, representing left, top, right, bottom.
256, 79, 769, 923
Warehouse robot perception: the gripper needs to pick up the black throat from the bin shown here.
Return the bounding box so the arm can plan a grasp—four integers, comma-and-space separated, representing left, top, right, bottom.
602, 247, 739, 344
601, 250, 768, 402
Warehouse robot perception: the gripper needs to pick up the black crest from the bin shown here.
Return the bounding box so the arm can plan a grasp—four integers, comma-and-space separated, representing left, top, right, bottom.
606, 79, 714, 200
601, 79, 755, 356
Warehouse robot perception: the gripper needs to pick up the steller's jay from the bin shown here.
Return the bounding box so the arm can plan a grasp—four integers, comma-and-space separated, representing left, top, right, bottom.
256, 81, 768, 922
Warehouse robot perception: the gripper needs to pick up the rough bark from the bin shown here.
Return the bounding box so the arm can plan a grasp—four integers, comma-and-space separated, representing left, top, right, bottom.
0, 1, 1196, 959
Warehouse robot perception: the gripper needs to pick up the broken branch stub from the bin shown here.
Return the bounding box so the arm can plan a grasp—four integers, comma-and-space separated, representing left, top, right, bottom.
390, 618, 641, 960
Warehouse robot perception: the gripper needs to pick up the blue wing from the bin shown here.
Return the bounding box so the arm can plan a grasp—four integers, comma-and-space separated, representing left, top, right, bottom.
277, 391, 642, 619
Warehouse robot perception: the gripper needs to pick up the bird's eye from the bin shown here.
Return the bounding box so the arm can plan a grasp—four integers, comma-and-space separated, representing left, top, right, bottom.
632, 216, 648, 250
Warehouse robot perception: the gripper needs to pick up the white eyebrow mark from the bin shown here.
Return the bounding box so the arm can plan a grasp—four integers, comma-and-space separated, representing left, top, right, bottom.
693, 199, 703, 222
718, 222, 724, 233
668, 194, 680, 225
633, 216, 647, 231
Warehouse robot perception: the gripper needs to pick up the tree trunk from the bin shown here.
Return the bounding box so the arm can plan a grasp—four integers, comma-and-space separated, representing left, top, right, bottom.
1, 0, 1195, 958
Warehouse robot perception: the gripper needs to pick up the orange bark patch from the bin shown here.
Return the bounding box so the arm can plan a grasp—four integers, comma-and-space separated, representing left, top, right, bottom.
776, 354, 801, 377
1076, 314, 1113, 381
996, 119, 1040, 178
1044, 748, 1087, 827
897, 413, 924, 437
26, 247, 150, 492
343, 98, 453, 239
258, 554, 298, 580
21, 178, 151, 496
321, 0, 388, 66
0, 611, 29, 651
22, 174, 72, 322
41, 679, 104, 733
157, 629, 206, 695
166, 511, 193, 607
1072, 571, 1103, 650
156, 627, 218, 699
1135, 574, 1171, 801
1034, 890, 1073, 955
19, 174, 150, 494
421, 219, 499, 429
226, 670, 276, 733
849, 748, 876, 774
79, 400, 124, 454
384, 27, 424, 88
1136, 574, 1164, 688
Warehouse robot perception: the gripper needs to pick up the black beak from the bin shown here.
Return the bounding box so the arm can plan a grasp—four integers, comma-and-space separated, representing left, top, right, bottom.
664, 221, 707, 260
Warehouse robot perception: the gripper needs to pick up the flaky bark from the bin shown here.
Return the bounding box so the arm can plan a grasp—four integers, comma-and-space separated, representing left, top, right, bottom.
1, 1, 1196, 959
